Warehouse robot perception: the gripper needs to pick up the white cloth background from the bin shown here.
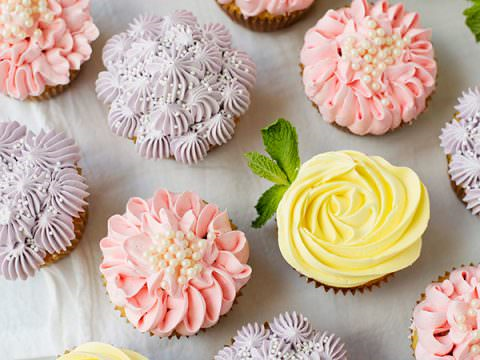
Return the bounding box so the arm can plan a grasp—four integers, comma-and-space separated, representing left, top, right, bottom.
1, 0, 479, 359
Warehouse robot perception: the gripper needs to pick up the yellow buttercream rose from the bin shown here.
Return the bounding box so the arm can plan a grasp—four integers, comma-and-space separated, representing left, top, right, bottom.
277, 151, 430, 289
58, 342, 147, 360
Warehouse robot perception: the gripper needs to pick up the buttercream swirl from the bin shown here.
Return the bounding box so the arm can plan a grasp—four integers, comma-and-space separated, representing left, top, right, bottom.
58, 342, 147, 360
440, 86, 480, 216
100, 189, 251, 337
300, 0, 437, 135
96, 11, 256, 165
277, 150, 429, 288
214, 312, 348, 359
412, 265, 480, 359
216, 0, 314, 17
0, 121, 88, 280
0, 0, 99, 100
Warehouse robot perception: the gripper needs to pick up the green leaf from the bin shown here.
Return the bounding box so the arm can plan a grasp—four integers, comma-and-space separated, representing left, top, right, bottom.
261, 119, 300, 183
252, 184, 289, 228
465, 0, 480, 42
245, 152, 289, 185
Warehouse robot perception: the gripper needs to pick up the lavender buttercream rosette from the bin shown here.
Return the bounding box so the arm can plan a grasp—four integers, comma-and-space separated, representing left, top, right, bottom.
0, 121, 88, 280
440, 86, 480, 216
215, 312, 348, 359
96, 11, 256, 165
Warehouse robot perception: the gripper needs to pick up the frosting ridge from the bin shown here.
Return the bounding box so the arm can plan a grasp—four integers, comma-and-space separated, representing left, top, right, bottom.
58, 342, 147, 360
276, 150, 429, 288
217, 0, 314, 17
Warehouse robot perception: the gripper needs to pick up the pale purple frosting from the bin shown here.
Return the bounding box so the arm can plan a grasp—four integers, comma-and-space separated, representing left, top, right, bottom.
214, 312, 348, 360
440, 86, 480, 216
96, 10, 256, 165
0, 121, 88, 280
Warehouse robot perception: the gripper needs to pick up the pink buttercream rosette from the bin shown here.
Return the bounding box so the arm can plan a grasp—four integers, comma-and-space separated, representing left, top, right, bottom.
412, 266, 480, 359
100, 189, 252, 337
0, 0, 99, 100
300, 0, 437, 135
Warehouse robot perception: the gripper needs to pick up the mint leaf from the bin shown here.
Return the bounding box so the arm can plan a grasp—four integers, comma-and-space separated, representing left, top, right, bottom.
465, 0, 480, 41
245, 152, 289, 185
252, 185, 289, 228
261, 119, 300, 183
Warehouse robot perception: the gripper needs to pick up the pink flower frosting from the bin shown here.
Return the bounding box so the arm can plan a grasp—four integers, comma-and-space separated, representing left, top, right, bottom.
0, 0, 99, 100
300, 0, 437, 135
412, 265, 480, 359
99, 189, 252, 337
216, 0, 314, 17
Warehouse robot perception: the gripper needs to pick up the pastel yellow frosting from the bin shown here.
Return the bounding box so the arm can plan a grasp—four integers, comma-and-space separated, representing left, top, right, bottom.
277, 151, 430, 288
58, 342, 147, 360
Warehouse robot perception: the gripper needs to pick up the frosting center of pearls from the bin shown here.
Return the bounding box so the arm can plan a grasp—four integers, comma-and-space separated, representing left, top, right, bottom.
341, 18, 410, 100
144, 229, 214, 288
0, 0, 54, 43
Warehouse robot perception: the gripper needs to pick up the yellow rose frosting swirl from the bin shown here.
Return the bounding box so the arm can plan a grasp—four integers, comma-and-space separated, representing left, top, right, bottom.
58, 342, 147, 360
277, 151, 429, 288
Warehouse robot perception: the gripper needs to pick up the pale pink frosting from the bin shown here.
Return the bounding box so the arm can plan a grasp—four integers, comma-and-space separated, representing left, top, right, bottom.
300, 0, 437, 135
99, 189, 252, 337
217, 0, 314, 17
413, 265, 480, 359
0, 0, 99, 100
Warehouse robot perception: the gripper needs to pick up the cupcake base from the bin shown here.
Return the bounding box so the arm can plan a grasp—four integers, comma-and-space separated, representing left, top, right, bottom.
217, 2, 309, 32
27, 70, 79, 101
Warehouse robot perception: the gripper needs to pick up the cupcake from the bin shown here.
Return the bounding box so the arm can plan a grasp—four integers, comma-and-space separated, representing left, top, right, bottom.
58, 342, 147, 359
300, 0, 437, 135
440, 86, 480, 216
100, 189, 252, 337
0, 121, 89, 280
0, 0, 99, 100
246, 119, 430, 293
96, 11, 256, 165
215, 312, 348, 359
411, 265, 480, 359
216, 0, 314, 32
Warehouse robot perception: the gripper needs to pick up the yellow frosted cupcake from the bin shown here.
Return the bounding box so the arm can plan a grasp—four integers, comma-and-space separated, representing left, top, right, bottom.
58, 342, 146, 359
246, 119, 430, 294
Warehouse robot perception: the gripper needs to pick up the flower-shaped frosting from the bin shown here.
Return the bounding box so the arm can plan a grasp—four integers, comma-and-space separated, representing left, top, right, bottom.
0, 0, 99, 100
300, 0, 437, 135
277, 150, 430, 289
100, 189, 252, 337
96, 11, 256, 165
0, 121, 88, 280
214, 312, 348, 360
440, 86, 480, 216
412, 265, 480, 359
216, 0, 314, 17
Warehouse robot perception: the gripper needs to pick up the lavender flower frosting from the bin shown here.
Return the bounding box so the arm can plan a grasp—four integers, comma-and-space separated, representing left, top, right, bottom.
440, 86, 480, 216
215, 312, 348, 360
0, 121, 88, 280
96, 10, 256, 165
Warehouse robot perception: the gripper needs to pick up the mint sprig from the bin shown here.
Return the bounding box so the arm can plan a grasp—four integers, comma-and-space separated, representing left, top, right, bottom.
465, 0, 480, 41
245, 119, 301, 228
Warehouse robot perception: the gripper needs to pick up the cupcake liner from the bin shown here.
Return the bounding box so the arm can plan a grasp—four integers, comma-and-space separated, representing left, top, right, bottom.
102, 217, 246, 339
298, 268, 394, 295
409, 264, 475, 356
27, 70, 79, 101
217, 2, 309, 32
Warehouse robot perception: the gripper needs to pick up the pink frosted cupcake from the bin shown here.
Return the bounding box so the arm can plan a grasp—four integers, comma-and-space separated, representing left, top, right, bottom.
300, 0, 437, 135
412, 265, 480, 359
0, 0, 99, 100
100, 189, 252, 337
216, 0, 314, 32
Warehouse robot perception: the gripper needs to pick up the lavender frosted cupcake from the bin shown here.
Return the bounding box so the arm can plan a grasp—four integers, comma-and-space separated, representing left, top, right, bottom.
96, 11, 256, 165
215, 312, 348, 359
0, 121, 88, 280
440, 86, 480, 215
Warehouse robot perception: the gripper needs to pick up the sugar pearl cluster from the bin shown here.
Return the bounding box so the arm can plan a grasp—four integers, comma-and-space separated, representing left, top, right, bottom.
454, 298, 480, 354
143, 229, 214, 287
0, 0, 55, 43
342, 18, 411, 99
